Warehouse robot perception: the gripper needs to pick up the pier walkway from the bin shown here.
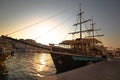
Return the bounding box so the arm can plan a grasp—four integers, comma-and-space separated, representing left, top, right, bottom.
41, 57, 120, 80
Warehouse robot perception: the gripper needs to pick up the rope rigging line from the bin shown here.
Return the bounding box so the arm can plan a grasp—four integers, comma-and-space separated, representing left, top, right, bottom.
59, 10, 92, 41
83, 13, 103, 41
95, 30, 102, 41
72, 14, 80, 40
82, 17, 91, 36
63, 25, 74, 40
6, 7, 74, 36
35, 12, 75, 40
68, 11, 91, 39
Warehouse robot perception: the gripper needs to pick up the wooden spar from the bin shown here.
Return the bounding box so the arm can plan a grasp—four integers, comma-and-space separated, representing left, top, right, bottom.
73, 19, 91, 26
69, 29, 101, 35
86, 34, 104, 37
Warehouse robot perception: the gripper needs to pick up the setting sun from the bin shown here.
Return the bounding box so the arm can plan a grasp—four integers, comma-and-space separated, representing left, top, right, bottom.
35, 21, 70, 45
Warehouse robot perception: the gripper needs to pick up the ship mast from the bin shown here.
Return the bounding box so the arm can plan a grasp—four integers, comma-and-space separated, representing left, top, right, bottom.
91, 18, 95, 47
72, 6, 91, 39
87, 18, 104, 38
91, 18, 95, 39
79, 4, 82, 39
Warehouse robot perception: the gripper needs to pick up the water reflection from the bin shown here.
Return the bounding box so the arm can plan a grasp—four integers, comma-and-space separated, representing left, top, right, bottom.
32, 53, 55, 77
4, 52, 56, 80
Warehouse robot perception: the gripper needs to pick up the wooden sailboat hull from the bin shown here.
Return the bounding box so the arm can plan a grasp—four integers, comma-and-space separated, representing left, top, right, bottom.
50, 52, 103, 74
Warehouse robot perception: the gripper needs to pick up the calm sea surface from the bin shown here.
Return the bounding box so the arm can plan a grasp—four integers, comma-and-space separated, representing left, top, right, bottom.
4, 52, 56, 80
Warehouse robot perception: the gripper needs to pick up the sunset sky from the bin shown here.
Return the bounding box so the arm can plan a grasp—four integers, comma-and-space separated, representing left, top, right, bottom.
0, 0, 120, 48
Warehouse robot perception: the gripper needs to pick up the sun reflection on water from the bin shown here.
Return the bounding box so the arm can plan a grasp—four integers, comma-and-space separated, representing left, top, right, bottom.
39, 53, 48, 71
5, 52, 56, 79
32, 53, 55, 77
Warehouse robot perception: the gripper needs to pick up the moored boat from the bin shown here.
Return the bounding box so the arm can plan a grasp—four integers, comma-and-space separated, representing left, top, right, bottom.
50, 6, 106, 74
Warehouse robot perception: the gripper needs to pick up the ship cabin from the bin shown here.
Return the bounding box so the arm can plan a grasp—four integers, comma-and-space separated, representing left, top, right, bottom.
59, 38, 104, 56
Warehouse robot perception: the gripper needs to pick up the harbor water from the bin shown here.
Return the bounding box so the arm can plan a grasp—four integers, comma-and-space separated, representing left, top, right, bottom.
3, 52, 56, 80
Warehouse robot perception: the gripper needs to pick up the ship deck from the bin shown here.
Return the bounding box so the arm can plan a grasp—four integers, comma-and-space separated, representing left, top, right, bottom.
40, 57, 120, 80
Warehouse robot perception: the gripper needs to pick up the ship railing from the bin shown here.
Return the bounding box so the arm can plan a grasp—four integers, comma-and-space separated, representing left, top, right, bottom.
49, 46, 88, 56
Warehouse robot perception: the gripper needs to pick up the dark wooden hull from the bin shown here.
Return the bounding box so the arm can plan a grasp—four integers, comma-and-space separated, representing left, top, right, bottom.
50, 52, 103, 74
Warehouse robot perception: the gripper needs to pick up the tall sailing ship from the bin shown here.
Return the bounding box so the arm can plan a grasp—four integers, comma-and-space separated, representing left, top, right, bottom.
0, 5, 107, 74
50, 7, 106, 74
